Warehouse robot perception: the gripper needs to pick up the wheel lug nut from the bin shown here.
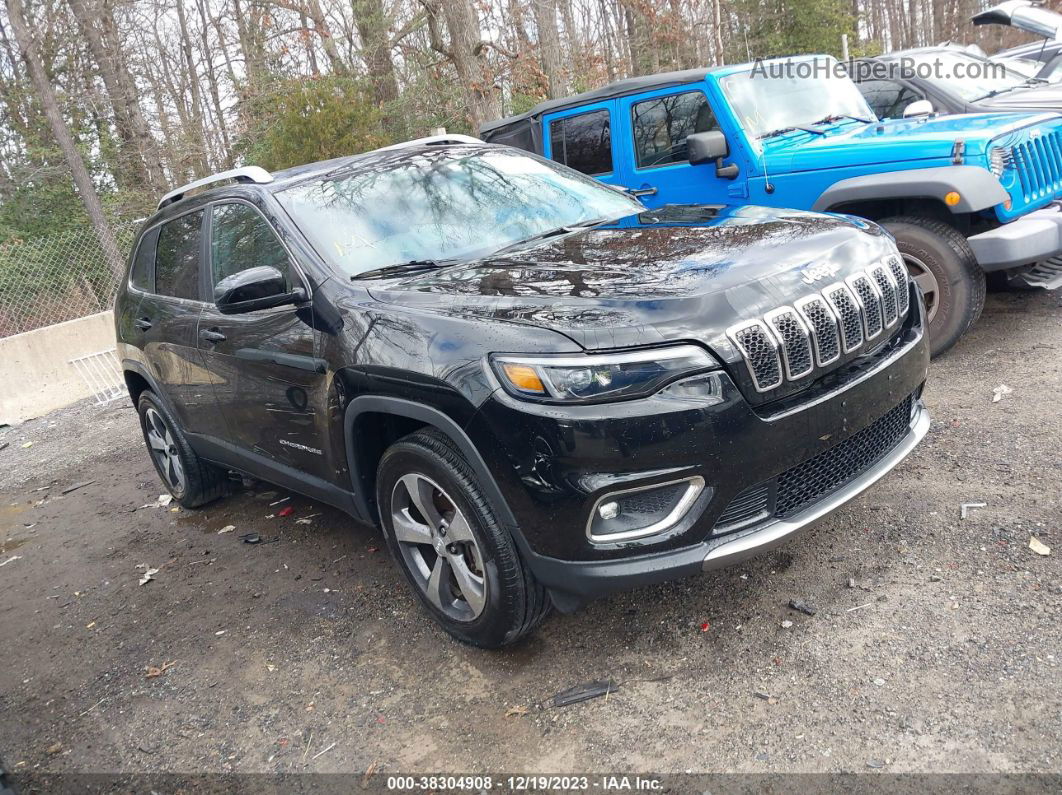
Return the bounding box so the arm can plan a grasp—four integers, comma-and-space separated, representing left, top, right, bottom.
447, 543, 458, 554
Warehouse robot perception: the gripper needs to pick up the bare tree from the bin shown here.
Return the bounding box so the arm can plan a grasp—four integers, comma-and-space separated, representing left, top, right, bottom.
5, 0, 122, 274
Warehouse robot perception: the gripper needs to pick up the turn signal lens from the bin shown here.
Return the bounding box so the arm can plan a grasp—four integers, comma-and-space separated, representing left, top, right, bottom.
944, 191, 961, 206
1003, 198, 1013, 210
500, 363, 546, 394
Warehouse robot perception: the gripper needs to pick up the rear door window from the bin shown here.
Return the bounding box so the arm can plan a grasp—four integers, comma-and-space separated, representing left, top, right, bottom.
210, 202, 291, 290
154, 211, 204, 300
548, 109, 613, 175
631, 91, 719, 169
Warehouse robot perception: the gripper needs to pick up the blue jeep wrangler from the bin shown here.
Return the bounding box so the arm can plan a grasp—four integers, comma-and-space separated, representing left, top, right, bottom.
481, 55, 1062, 356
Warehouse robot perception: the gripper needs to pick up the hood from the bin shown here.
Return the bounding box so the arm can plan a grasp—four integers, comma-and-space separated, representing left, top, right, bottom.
977, 83, 1062, 110
762, 111, 1057, 173
366, 205, 895, 351
972, 0, 1062, 39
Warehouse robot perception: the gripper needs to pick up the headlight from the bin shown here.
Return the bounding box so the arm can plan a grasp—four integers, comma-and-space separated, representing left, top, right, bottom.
989, 146, 1011, 178
490, 345, 718, 403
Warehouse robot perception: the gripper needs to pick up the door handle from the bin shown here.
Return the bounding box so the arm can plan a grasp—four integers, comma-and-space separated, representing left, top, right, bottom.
200, 328, 226, 343
134, 317, 153, 331
629, 187, 658, 197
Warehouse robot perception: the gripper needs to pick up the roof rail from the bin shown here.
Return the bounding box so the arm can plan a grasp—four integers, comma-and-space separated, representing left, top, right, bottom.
157, 166, 274, 210
376, 133, 482, 153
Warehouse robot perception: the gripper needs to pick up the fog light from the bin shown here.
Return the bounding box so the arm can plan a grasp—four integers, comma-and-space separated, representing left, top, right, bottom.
587, 476, 708, 544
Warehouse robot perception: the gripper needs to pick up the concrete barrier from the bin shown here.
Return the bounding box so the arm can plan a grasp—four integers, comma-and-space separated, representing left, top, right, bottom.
0, 311, 118, 425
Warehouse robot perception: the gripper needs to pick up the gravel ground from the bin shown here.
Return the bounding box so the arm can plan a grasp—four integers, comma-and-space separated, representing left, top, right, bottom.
0, 289, 1059, 781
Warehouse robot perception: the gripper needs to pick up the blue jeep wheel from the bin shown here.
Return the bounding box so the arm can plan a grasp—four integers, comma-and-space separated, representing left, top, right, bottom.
882, 216, 985, 358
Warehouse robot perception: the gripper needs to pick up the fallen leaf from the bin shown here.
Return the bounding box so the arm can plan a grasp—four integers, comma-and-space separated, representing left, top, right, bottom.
144, 660, 176, 679
138, 567, 159, 586
991, 384, 1013, 403
505, 705, 529, 717
1029, 536, 1051, 556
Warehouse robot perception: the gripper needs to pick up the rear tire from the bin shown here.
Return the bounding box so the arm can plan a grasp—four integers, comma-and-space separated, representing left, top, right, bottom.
881, 216, 985, 358
376, 428, 551, 648
137, 391, 228, 509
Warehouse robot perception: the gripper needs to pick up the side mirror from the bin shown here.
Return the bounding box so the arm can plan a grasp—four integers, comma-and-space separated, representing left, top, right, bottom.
686, 131, 740, 180
902, 99, 933, 118
214, 265, 306, 315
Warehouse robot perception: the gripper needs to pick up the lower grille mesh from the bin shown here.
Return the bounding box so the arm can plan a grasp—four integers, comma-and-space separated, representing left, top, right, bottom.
713, 394, 915, 532
776, 395, 913, 517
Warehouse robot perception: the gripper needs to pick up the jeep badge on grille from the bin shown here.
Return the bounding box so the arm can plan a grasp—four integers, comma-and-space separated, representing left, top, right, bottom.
800, 262, 842, 284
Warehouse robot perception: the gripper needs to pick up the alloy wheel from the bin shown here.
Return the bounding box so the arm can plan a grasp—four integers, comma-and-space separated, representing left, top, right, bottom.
390, 472, 487, 622
902, 254, 940, 324
144, 407, 185, 494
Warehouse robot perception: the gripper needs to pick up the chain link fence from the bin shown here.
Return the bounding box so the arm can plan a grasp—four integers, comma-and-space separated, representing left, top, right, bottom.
0, 221, 140, 338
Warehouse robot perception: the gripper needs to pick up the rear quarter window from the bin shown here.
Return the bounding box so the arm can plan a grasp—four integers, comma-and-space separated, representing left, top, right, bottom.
129, 226, 159, 292
155, 211, 204, 300
548, 109, 613, 176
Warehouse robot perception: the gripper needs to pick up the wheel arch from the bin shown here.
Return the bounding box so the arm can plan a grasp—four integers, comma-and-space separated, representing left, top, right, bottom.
343, 396, 519, 532
813, 166, 1008, 217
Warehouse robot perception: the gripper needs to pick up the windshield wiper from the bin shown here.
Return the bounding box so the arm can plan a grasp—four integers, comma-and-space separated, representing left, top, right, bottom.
354, 259, 448, 280
758, 125, 827, 140
493, 217, 610, 256
809, 113, 873, 125
974, 84, 1024, 101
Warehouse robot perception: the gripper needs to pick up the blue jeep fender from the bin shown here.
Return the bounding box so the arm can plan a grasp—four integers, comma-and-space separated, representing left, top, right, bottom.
812, 166, 1008, 214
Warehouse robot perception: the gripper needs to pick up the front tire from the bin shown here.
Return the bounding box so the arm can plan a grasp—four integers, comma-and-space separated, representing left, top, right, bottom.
376, 429, 551, 648
881, 216, 985, 358
137, 391, 228, 509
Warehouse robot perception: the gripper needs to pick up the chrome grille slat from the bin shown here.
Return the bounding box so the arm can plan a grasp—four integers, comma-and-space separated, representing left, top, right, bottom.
847, 273, 884, 340
765, 308, 814, 380
824, 283, 864, 353
794, 294, 841, 367
886, 255, 910, 316
727, 321, 783, 392
728, 263, 910, 395
870, 264, 899, 327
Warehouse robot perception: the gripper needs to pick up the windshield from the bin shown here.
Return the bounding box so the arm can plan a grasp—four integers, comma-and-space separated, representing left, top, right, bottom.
901, 51, 1028, 101
276, 147, 640, 277
720, 58, 875, 139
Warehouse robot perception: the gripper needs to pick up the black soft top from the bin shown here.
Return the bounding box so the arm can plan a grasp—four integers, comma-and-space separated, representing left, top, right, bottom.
479, 67, 718, 152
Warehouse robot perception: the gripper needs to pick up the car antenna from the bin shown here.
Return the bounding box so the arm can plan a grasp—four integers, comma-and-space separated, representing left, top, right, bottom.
763, 150, 775, 194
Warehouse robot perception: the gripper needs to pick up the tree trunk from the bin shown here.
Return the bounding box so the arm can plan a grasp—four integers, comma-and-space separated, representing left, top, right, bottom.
67, 0, 165, 193
5, 0, 122, 277
352, 0, 399, 105
424, 0, 501, 130
533, 0, 569, 97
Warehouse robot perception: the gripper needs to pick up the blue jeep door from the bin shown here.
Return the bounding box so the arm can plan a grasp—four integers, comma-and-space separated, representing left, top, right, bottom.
618, 86, 736, 208
543, 101, 625, 189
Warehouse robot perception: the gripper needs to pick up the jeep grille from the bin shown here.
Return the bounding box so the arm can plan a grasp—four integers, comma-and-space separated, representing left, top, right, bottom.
727, 257, 910, 394
1011, 131, 1062, 203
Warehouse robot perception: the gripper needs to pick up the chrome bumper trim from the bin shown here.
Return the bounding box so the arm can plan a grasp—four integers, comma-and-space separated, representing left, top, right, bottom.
701, 402, 930, 571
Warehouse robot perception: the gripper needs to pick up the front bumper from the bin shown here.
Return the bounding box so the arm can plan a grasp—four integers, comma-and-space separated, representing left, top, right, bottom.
969, 202, 1062, 271
521, 400, 928, 609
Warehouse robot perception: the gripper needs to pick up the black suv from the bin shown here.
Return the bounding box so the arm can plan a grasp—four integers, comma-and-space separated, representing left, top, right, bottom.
116, 137, 931, 647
